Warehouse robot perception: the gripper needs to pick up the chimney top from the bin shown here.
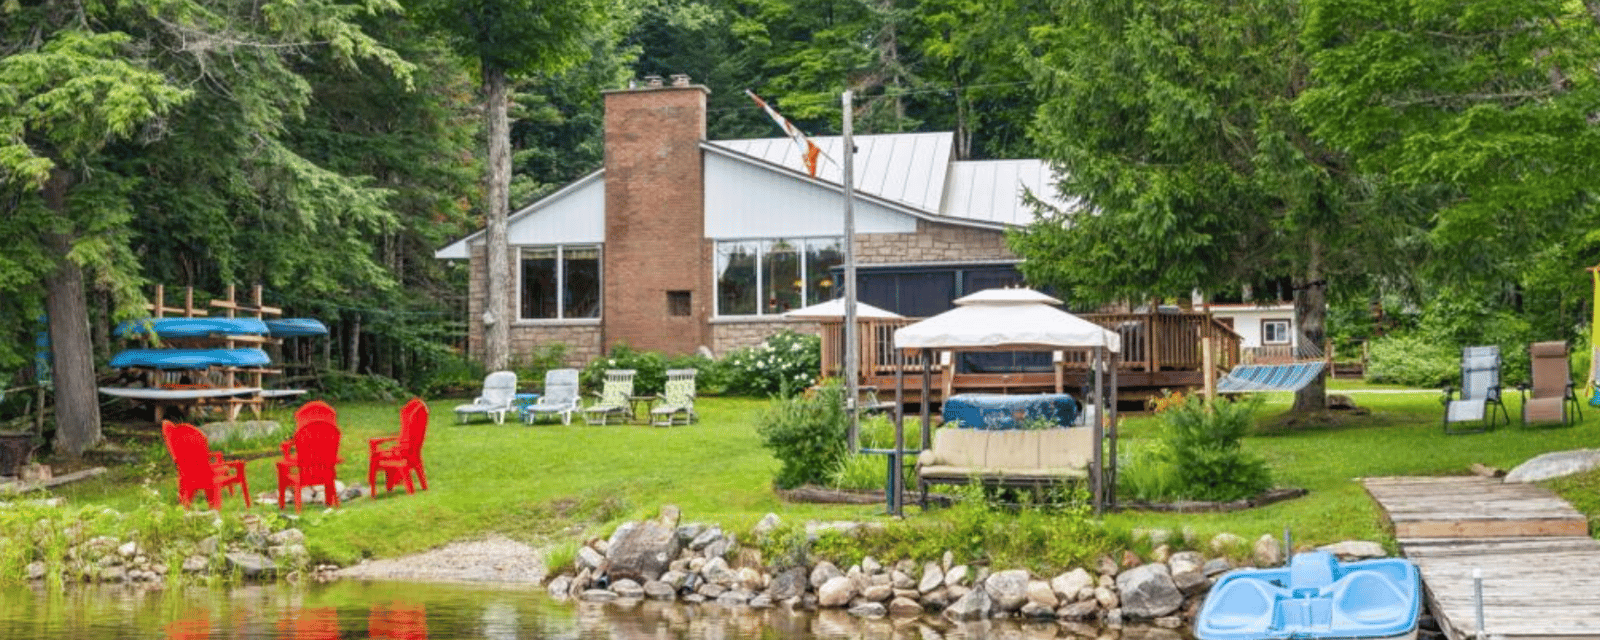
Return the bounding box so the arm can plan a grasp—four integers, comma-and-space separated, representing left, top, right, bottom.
670, 74, 691, 86
643, 75, 664, 87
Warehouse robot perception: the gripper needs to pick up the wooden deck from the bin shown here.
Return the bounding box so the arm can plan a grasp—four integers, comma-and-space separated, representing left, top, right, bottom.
1363, 476, 1600, 640
821, 311, 1241, 401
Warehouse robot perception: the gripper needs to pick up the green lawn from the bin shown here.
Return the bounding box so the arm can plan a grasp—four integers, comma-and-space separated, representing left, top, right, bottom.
50, 383, 1600, 566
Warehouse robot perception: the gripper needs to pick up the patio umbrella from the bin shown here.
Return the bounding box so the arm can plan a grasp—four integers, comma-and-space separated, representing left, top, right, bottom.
782, 298, 903, 320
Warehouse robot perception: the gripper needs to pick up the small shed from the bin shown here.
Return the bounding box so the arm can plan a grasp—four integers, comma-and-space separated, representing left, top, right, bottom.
893, 288, 1123, 512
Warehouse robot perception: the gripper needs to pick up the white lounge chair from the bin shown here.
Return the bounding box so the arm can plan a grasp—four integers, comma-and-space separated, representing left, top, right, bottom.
453, 371, 518, 424
524, 369, 581, 425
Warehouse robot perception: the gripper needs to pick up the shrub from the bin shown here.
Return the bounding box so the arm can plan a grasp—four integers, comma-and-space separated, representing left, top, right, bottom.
757, 382, 849, 489
582, 344, 667, 395
827, 452, 887, 490
515, 342, 570, 391
1117, 440, 1184, 502
1150, 394, 1271, 502
723, 331, 821, 397
1364, 334, 1459, 387
665, 353, 730, 396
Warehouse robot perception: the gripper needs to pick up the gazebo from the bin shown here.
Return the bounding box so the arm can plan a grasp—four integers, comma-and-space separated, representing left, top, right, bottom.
892, 288, 1123, 513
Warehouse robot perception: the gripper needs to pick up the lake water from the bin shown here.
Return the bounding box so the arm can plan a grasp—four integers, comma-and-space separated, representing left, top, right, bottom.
0, 580, 1190, 639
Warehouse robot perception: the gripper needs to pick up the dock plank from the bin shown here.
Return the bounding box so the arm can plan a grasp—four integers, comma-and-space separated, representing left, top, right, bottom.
1363, 477, 1600, 640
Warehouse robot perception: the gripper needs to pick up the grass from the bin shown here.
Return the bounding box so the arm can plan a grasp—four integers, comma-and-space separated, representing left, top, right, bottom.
41, 381, 1600, 570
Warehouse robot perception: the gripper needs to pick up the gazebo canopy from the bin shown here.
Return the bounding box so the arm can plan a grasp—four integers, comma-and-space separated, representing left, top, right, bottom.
893, 288, 1122, 352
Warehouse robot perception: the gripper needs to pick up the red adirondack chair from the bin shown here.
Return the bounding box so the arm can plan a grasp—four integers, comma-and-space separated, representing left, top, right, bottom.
369, 398, 429, 496
162, 421, 252, 510
295, 400, 337, 427
368, 602, 428, 640
276, 418, 343, 512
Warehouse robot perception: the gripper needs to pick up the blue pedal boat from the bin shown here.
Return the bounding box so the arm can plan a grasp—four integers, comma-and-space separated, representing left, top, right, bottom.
1195, 551, 1422, 640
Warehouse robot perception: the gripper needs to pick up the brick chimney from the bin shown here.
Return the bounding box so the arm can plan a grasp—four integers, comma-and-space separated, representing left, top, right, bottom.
600, 78, 711, 356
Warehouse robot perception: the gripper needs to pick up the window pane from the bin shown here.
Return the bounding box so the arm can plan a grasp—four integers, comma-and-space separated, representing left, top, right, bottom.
520, 248, 558, 319
804, 238, 843, 305
716, 241, 758, 315
564, 246, 600, 319
764, 239, 802, 314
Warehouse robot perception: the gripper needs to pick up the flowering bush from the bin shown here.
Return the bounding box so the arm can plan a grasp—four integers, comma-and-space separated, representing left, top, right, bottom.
723, 331, 821, 397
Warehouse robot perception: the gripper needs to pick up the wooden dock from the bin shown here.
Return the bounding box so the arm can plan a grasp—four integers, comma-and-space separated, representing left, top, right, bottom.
1363, 476, 1600, 640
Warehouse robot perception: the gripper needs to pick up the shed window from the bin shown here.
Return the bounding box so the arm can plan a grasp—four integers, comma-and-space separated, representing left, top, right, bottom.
1261, 319, 1291, 345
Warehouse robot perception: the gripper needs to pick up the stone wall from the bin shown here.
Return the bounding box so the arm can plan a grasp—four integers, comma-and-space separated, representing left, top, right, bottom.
857, 220, 1015, 264
509, 323, 603, 368
711, 319, 821, 357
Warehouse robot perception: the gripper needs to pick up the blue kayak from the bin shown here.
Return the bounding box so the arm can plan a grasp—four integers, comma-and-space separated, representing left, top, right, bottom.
1195, 551, 1421, 640
109, 348, 272, 370
265, 318, 328, 338
115, 317, 269, 339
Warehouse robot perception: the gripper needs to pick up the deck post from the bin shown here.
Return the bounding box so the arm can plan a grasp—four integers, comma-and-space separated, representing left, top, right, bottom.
1202, 337, 1216, 402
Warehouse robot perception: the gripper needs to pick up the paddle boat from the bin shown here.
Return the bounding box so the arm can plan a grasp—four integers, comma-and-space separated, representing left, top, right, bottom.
1195, 550, 1421, 640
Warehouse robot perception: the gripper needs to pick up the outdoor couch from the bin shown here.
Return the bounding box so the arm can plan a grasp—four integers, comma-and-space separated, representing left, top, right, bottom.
916, 426, 1094, 504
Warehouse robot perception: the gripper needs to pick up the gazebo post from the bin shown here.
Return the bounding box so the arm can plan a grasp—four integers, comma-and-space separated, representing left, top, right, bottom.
1109, 349, 1120, 511
1092, 346, 1105, 515
920, 347, 932, 466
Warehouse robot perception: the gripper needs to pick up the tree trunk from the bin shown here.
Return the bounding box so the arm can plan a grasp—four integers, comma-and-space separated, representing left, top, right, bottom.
1291, 239, 1328, 413
482, 62, 512, 371
41, 169, 102, 457
348, 311, 362, 374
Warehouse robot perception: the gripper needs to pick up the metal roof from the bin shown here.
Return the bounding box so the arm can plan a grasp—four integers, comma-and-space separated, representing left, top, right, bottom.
710, 132, 952, 212
709, 135, 1077, 227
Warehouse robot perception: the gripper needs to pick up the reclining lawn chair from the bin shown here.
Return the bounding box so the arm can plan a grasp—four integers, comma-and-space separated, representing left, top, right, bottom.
650, 369, 698, 426
1521, 341, 1582, 427
523, 369, 581, 425
454, 371, 517, 424
1441, 345, 1508, 434
583, 369, 635, 425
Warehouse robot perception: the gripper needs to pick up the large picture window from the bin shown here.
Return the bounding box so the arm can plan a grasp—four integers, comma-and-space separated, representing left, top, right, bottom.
520, 245, 601, 320
716, 237, 842, 316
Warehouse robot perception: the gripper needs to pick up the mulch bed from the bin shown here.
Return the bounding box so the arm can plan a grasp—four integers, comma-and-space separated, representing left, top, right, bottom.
779, 484, 1308, 513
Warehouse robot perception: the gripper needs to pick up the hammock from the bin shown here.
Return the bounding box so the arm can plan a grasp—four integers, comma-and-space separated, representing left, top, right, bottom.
1217, 362, 1328, 393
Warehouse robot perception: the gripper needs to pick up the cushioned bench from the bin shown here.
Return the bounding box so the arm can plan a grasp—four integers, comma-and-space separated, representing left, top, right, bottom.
916, 426, 1094, 503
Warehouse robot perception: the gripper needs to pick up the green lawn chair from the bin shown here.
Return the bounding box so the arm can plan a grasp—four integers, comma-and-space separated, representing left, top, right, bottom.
650, 369, 698, 426
582, 369, 635, 425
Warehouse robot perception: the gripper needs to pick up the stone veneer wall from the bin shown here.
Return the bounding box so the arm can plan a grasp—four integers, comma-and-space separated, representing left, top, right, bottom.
711, 319, 821, 357
467, 244, 600, 368
856, 219, 1015, 264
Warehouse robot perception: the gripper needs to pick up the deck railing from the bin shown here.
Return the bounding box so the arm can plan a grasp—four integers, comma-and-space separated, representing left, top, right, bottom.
819, 311, 1241, 379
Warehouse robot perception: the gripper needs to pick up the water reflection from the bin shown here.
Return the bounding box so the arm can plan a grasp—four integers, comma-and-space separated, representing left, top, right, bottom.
0, 582, 1190, 640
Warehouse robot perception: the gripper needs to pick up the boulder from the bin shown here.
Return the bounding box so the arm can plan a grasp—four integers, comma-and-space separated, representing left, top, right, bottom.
752, 513, 782, 537
891, 570, 915, 590
1209, 533, 1245, 555
612, 579, 644, 598
1056, 599, 1099, 621
1094, 586, 1119, 609
1096, 554, 1119, 577
737, 566, 765, 591
848, 602, 887, 618
701, 557, 737, 586
1026, 580, 1059, 608
888, 597, 924, 617
918, 563, 945, 593
1115, 563, 1182, 618
861, 584, 893, 602
811, 561, 844, 589
1168, 551, 1208, 596
1051, 568, 1094, 602
1020, 602, 1056, 618
579, 589, 617, 601
921, 588, 951, 609
688, 526, 722, 551
818, 576, 856, 607
944, 564, 969, 587
862, 556, 882, 574
643, 580, 676, 599
576, 545, 606, 571
943, 587, 993, 621
1319, 540, 1387, 560
983, 569, 1031, 611
266, 529, 305, 546
1203, 558, 1232, 577
224, 552, 275, 578
768, 566, 808, 600
717, 590, 752, 605
1253, 534, 1284, 567
605, 518, 682, 583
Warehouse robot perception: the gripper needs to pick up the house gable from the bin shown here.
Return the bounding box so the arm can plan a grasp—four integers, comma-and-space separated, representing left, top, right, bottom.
433, 170, 606, 259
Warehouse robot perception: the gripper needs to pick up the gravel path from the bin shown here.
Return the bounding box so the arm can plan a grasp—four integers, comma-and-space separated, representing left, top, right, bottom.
334, 535, 548, 584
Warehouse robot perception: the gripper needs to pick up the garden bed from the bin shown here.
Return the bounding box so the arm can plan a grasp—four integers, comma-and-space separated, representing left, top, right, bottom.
1117, 487, 1307, 513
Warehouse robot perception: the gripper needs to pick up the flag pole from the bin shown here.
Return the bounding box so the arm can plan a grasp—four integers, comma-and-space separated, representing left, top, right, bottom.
843, 90, 860, 451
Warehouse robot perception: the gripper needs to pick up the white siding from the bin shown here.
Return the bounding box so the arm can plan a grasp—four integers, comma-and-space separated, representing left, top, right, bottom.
1211, 305, 1296, 349
435, 173, 606, 258
704, 151, 917, 238
507, 175, 605, 245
